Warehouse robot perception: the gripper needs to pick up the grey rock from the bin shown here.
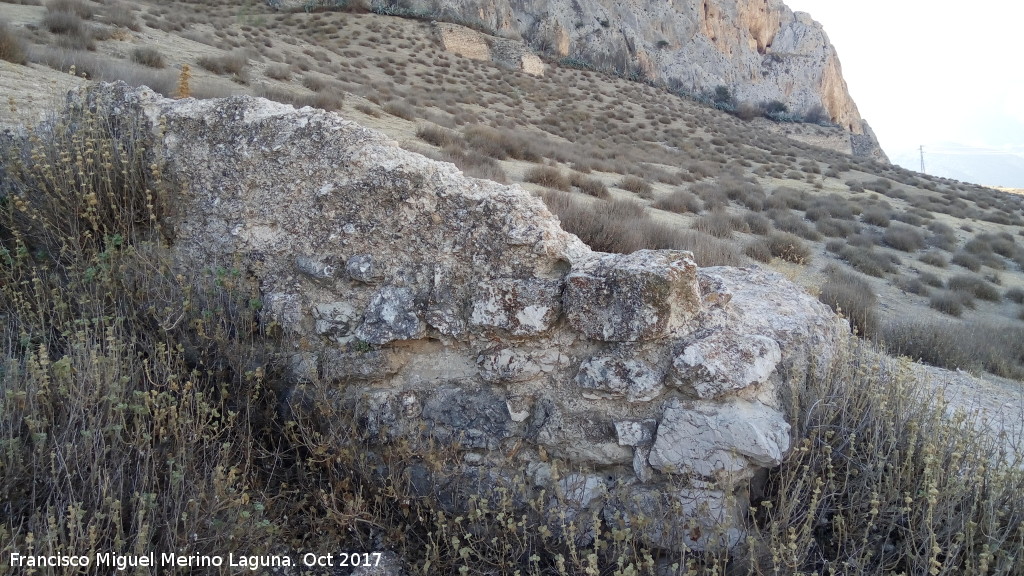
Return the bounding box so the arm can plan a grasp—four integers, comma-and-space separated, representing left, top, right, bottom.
421, 387, 512, 450
672, 331, 782, 399
649, 398, 790, 483
477, 347, 543, 383
295, 254, 337, 279
564, 250, 701, 342
615, 419, 658, 446
469, 278, 563, 336
576, 355, 666, 402
355, 286, 425, 345
313, 301, 359, 338
346, 254, 380, 283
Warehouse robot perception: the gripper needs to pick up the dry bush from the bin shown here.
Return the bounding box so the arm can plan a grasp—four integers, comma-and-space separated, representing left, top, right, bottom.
619, 175, 653, 197
744, 238, 773, 262
41, 10, 94, 50
689, 181, 728, 210
836, 245, 899, 277
0, 21, 27, 64
770, 210, 821, 241
894, 276, 930, 296
422, 144, 508, 184
568, 172, 609, 198
265, 63, 292, 80
415, 123, 462, 148
947, 274, 1001, 301
919, 271, 944, 288
919, 251, 948, 268
951, 250, 982, 272
653, 188, 702, 214
46, 0, 93, 19
860, 206, 892, 227
131, 46, 165, 68
929, 290, 967, 316
692, 209, 737, 239
765, 231, 811, 264
382, 100, 415, 120
882, 223, 925, 252
818, 266, 878, 338
524, 165, 570, 191
766, 186, 809, 210
744, 212, 772, 235
883, 319, 1024, 378
197, 50, 249, 78
1006, 287, 1024, 304
720, 176, 765, 210
540, 191, 744, 265
463, 125, 540, 162
815, 217, 859, 238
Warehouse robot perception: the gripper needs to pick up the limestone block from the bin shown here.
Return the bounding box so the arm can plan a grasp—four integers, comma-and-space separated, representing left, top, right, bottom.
672, 331, 782, 398
564, 250, 701, 342
355, 286, 425, 344
470, 278, 562, 336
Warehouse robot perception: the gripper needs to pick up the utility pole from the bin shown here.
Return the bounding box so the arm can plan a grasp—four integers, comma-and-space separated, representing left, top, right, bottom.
919, 145, 925, 174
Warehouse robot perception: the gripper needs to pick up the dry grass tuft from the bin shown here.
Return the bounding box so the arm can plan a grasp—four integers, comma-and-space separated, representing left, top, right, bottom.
0, 22, 27, 65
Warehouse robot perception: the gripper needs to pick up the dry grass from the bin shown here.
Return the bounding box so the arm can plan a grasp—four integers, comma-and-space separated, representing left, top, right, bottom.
131, 46, 165, 68
0, 21, 27, 65
524, 165, 570, 191
818, 266, 878, 338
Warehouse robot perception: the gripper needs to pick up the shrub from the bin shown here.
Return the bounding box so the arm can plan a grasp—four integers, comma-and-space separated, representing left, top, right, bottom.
463, 125, 539, 162
818, 267, 878, 338
131, 46, 165, 68
816, 217, 858, 238
918, 271, 944, 288
894, 276, 929, 296
692, 209, 735, 239
771, 211, 821, 240
0, 22, 26, 64
918, 251, 948, 268
947, 274, 1001, 301
653, 188, 701, 214
422, 144, 508, 184
568, 172, 609, 198
46, 0, 93, 18
382, 100, 415, 120
619, 175, 653, 197
1005, 287, 1024, 304
836, 246, 899, 277
882, 223, 925, 252
524, 165, 570, 191
860, 206, 891, 227
951, 251, 982, 272
744, 238, 773, 262
415, 123, 462, 148
929, 290, 965, 316
42, 10, 93, 51
765, 231, 811, 264
744, 212, 771, 235
197, 51, 249, 77
265, 63, 292, 80
883, 319, 1024, 378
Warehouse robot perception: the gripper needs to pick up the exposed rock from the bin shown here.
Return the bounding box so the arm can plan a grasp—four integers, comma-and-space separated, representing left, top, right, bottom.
564, 250, 701, 342
415, 0, 876, 144
43, 83, 849, 554
434, 22, 546, 76
672, 330, 782, 399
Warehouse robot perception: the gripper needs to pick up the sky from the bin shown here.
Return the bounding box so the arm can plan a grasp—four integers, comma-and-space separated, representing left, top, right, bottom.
782, 0, 1024, 186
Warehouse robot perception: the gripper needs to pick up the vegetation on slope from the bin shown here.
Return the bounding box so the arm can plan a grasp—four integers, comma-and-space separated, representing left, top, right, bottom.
1, 72, 1023, 576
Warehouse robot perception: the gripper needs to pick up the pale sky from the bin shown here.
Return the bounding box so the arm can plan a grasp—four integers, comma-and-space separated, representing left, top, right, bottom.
783, 1, 1024, 178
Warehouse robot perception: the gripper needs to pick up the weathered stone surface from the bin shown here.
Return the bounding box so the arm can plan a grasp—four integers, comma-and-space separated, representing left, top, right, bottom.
672, 330, 782, 399
355, 286, 426, 344
476, 347, 560, 383
470, 278, 562, 336
576, 354, 665, 402
564, 250, 701, 342
605, 487, 744, 552
46, 84, 852, 555
649, 398, 790, 482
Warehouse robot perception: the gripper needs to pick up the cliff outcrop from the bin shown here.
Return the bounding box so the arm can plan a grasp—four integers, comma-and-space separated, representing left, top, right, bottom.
48, 84, 848, 552
370, 0, 868, 134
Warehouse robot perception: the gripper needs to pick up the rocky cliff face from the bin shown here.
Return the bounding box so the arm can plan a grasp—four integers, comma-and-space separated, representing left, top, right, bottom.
57, 83, 847, 553
418, 0, 867, 133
